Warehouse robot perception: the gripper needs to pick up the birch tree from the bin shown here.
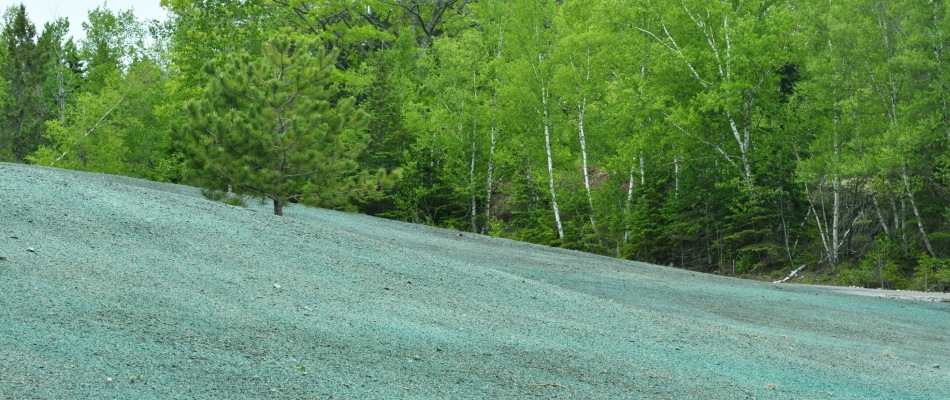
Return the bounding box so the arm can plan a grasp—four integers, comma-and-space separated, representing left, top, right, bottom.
418, 28, 492, 231
793, 0, 862, 267
458, 0, 509, 235
506, 0, 565, 240
28, 6, 177, 180
795, 0, 949, 271
633, 0, 796, 187
842, 0, 943, 258
552, 0, 612, 237
861, 0, 945, 258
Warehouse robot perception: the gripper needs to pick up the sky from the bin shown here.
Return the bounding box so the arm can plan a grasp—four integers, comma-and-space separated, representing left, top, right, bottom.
1, 0, 168, 41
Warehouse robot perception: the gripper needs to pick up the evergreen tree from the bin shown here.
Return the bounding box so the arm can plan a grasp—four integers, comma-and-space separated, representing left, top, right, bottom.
181, 34, 372, 216
1, 4, 47, 161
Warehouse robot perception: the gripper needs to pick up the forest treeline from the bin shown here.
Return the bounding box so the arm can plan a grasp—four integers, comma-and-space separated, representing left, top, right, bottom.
1, 0, 948, 290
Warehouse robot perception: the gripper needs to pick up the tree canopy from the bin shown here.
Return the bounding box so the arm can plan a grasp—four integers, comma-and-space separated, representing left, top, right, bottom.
180, 33, 370, 216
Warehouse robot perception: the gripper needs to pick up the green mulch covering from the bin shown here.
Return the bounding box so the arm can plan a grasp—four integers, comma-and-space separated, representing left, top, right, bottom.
1, 163, 948, 399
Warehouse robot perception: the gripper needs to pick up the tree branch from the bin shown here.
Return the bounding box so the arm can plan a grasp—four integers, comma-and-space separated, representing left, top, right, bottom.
662, 111, 737, 168
51, 94, 127, 166
635, 22, 709, 87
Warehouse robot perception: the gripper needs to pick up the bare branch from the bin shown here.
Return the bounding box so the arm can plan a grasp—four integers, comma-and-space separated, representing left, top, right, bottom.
662, 111, 737, 168
51, 95, 127, 166
635, 23, 709, 87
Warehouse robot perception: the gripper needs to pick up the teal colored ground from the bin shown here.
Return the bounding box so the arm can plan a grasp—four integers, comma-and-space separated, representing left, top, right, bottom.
1, 163, 948, 399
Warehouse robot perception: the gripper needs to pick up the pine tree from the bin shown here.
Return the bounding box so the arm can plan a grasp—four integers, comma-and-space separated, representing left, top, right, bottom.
1, 4, 47, 162
181, 34, 370, 216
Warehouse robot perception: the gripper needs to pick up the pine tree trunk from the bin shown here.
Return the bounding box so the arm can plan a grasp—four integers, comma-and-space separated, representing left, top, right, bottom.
273, 198, 283, 216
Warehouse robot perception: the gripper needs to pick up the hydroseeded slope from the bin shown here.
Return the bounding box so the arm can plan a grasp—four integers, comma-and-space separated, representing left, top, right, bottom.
0, 163, 947, 399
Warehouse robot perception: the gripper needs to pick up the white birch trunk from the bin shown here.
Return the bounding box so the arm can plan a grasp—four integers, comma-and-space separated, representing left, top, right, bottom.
830, 110, 842, 265
470, 66, 479, 233
804, 182, 833, 264
727, 112, 753, 185
483, 124, 496, 235
871, 192, 891, 237
640, 156, 646, 186
623, 166, 635, 244
531, 48, 564, 240
901, 168, 937, 257
577, 97, 597, 233
639, 14, 759, 185
52, 95, 127, 166
542, 83, 564, 239
888, 192, 908, 246
572, 49, 598, 235
773, 264, 806, 284
469, 141, 478, 232
901, 196, 908, 246
831, 171, 840, 266
57, 61, 67, 122
780, 196, 793, 263
482, 22, 505, 236
931, 1, 950, 140
623, 156, 646, 246
673, 154, 680, 196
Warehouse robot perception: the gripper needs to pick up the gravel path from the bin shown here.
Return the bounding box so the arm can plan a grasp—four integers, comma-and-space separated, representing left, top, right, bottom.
800, 285, 950, 302
1, 163, 948, 399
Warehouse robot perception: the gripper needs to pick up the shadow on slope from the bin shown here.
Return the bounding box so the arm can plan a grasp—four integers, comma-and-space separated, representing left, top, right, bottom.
0, 163, 947, 399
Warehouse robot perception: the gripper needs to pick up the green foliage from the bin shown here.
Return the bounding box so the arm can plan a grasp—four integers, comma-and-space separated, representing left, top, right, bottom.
1, 4, 48, 161
161, 0, 276, 91
180, 33, 376, 216
80, 5, 144, 92
839, 239, 911, 289
28, 57, 172, 178
149, 151, 186, 183
914, 256, 950, 293
37, 18, 83, 123
200, 188, 247, 207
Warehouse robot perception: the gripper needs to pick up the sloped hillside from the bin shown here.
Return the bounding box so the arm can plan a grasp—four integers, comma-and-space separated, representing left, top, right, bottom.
0, 163, 948, 399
